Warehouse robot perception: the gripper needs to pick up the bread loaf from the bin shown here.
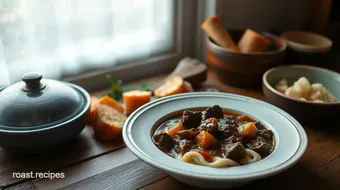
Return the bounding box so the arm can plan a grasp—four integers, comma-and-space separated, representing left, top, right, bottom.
93, 104, 127, 141
201, 16, 240, 52
154, 76, 192, 98
238, 29, 271, 53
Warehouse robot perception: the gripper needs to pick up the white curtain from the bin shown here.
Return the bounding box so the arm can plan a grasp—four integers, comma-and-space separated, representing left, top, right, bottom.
0, 0, 172, 86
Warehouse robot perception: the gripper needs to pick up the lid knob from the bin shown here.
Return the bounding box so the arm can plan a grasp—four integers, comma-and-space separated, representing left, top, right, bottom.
21, 72, 46, 92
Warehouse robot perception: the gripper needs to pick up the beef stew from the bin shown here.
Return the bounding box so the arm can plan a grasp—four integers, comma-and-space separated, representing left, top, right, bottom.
152, 105, 275, 168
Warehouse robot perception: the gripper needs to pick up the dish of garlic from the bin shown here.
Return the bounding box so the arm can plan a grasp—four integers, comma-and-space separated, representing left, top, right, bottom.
274, 77, 337, 103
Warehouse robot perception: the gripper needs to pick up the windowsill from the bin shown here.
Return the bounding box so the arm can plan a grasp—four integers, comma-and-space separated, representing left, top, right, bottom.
88, 68, 266, 102
88, 72, 169, 95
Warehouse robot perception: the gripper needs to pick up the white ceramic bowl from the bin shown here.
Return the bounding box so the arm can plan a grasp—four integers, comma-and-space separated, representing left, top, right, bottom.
123, 92, 307, 189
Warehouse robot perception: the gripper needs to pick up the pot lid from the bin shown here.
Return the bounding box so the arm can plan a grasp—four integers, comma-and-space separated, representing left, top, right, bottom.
0, 72, 85, 128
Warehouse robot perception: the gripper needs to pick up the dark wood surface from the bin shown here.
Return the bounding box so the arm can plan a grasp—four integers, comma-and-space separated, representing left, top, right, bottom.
1, 69, 340, 190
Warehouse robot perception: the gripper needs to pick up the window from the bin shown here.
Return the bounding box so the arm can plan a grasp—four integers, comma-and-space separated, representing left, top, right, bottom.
0, 0, 197, 90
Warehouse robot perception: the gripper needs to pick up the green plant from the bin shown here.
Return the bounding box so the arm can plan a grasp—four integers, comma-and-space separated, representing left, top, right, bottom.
104, 75, 152, 102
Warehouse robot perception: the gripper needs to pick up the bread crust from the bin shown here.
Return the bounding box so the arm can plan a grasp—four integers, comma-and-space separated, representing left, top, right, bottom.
93, 104, 127, 141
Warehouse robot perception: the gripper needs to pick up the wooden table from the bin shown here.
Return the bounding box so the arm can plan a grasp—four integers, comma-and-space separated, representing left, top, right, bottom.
1, 69, 340, 190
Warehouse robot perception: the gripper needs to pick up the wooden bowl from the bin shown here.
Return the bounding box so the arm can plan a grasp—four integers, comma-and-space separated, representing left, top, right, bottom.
262, 65, 340, 124
281, 31, 332, 66
206, 30, 287, 88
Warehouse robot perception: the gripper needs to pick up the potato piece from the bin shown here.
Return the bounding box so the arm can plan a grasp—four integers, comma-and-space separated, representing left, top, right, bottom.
237, 122, 258, 138
274, 78, 288, 93
99, 96, 124, 114
154, 76, 191, 98
323, 88, 337, 102
89, 96, 100, 123
296, 77, 311, 98
196, 131, 219, 149
123, 90, 152, 116
93, 104, 127, 141
167, 123, 184, 137
285, 86, 303, 99
285, 77, 311, 99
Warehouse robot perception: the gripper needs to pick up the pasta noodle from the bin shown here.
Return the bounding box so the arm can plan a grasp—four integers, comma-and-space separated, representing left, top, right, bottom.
177, 151, 239, 168
177, 149, 261, 168
240, 149, 262, 165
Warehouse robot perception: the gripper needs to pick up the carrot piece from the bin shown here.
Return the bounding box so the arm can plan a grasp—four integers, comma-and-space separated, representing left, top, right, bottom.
93, 104, 127, 141
98, 96, 124, 114
123, 90, 152, 116
196, 150, 212, 162
237, 122, 258, 138
237, 114, 254, 122
154, 76, 190, 98
167, 123, 184, 137
196, 131, 219, 149
89, 96, 100, 124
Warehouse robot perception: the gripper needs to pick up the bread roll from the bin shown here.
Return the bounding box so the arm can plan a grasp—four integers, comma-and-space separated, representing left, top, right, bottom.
89, 96, 99, 123
93, 104, 127, 141
201, 16, 240, 52
154, 76, 191, 98
98, 96, 124, 113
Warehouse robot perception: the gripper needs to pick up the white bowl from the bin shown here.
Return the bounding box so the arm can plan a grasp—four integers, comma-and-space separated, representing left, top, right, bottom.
123, 92, 307, 189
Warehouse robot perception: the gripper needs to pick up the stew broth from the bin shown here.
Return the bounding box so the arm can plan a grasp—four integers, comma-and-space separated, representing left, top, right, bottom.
152, 105, 275, 167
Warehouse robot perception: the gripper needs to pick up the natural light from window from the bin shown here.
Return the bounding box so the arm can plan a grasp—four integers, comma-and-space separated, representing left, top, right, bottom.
0, 0, 173, 86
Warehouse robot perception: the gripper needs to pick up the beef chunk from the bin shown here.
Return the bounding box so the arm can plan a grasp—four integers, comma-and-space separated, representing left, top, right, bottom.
247, 137, 273, 157
198, 118, 218, 135
205, 105, 224, 119
182, 110, 202, 129
258, 129, 273, 141
153, 132, 174, 150
254, 121, 265, 130
207, 149, 222, 157
176, 139, 195, 154
223, 142, 247, 162
175, 129, 199, 140
217, 116, 238, 138
223, 135, 243, 144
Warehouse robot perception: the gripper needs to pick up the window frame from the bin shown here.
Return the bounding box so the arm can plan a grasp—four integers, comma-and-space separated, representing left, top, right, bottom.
194, 0, 217, 62
65, 0, 199, 92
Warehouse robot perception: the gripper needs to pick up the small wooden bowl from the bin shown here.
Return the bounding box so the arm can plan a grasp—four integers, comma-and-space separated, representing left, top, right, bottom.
206, 30, 287, 88
262, 65, 340, 124
281, 31, 333, 66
